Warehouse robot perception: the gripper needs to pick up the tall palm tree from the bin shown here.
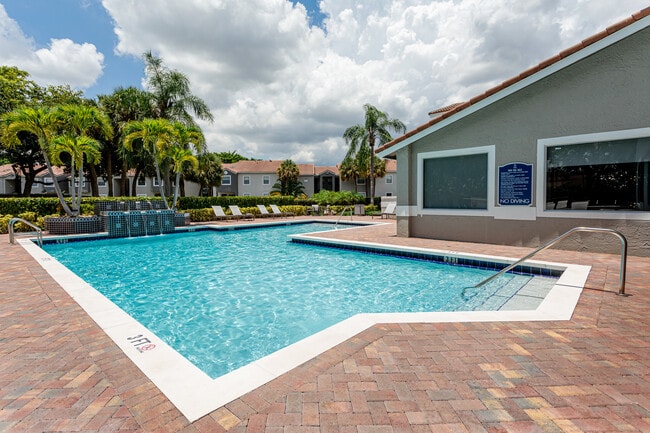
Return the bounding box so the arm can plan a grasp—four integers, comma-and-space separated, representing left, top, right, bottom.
143, 51, 214, 124
50, 134, 102, 214
343, 104, 405, 199
1, 106, 74, 215
122, 118, 177, 208
169, 122, 205, 209
142, 51, 213, 195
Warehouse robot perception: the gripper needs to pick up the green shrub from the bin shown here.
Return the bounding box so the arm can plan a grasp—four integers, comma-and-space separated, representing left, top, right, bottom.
311, 190, 364, 205
0, 215, 10, 234
186, 208, 215, 222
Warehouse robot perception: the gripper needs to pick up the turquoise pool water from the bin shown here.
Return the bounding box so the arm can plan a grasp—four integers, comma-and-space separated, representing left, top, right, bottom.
43, 223, 544, 378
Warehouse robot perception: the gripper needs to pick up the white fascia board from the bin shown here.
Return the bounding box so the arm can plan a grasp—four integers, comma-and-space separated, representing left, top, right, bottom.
377, 16, 650, 159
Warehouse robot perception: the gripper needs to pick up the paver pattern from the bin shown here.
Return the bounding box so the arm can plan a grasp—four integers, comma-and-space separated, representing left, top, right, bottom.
1, 217, 649, 432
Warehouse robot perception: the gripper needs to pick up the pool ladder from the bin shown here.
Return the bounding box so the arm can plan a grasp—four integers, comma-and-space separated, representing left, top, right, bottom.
473, 227, 628, 296
335, 206, 353, 229
8, 217, 43, 247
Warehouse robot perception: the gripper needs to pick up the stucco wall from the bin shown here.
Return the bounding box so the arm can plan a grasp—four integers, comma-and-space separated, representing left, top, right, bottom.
400, 25, 650, 256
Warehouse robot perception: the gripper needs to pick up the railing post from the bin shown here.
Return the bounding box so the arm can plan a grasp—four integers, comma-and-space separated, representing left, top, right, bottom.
474, 227, 628, 296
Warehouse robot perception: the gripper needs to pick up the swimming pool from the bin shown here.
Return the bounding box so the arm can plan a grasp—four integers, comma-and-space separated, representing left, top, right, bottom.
43, 222, 554, 379
24, 221, 589, 421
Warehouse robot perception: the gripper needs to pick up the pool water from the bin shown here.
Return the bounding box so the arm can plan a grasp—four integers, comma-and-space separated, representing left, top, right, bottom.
44, 223, 543, 378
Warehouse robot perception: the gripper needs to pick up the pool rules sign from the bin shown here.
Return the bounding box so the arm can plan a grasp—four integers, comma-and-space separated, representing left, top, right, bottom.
498, 162, 533, 206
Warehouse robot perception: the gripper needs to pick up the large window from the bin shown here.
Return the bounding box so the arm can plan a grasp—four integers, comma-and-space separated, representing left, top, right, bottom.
545, 136, 650, 211
422, 151, 489, 210
222, 175, 231, 186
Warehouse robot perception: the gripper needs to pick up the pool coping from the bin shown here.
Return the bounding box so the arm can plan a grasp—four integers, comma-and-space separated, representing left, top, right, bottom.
18, 224, 590, 422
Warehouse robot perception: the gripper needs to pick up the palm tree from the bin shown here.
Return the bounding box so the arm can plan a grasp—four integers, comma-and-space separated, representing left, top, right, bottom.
50, 134, 101, 214
54, 104, 112, 206
143, 51, 213, 124
343, 104, 405, 199
142, 51, 213, 195
169, 122, 205, 209
273, 159, 305, 197
1, 106, 74, 215
122, 118, 178, 208
191, 152, 224, 196
168, 147, 198, 210
97, 87, 154, 196
339, 158, 361, 192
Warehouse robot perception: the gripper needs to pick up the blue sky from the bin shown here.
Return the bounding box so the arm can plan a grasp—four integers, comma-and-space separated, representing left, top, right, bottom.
1, 1, 647, 164
1, 0, 325, 97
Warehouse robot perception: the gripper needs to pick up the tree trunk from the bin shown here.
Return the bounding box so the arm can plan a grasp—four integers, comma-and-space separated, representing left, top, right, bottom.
131, 166, 141, 197
106, 148, 114, 197
121, 159, 129, 197
41, 149, 73, 216
88, 164, 100, 197
369, 142, 375, 200
172, 171, 181, 210
155, 161, 169, 209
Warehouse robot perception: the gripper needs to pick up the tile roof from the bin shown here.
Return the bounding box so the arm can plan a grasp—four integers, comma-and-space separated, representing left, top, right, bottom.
315, 165, 339, 176
0, 164, 18, 177
377, 7, 650, 156
0, 163, 67, 178
223, 160, 315, 176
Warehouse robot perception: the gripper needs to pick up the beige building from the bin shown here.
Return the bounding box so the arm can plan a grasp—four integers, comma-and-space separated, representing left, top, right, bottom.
216, 159, 397, 198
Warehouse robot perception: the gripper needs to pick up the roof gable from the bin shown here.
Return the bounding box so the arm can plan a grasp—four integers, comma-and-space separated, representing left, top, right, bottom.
377, 8, 650, 157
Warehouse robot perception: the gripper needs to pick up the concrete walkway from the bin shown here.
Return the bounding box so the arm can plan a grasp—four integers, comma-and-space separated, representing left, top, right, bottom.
1, 218, 649, 432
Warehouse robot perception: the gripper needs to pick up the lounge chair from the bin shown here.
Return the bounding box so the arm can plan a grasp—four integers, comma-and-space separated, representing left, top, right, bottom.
306, 204, 320, 216
381, 202, 396, 219
257, 204, 278, 218
270, 204, 294, 218
212, 205, 235, 221
229, 205, 255, 221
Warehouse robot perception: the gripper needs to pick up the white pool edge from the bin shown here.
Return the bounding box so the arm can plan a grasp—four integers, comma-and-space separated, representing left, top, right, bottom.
19, 234, 590, 423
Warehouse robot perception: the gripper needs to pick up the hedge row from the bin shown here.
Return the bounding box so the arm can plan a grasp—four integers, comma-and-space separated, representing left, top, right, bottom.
0, 196, 301, 218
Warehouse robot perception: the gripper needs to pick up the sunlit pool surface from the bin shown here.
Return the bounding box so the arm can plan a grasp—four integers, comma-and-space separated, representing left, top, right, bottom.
43, 222, 554, 379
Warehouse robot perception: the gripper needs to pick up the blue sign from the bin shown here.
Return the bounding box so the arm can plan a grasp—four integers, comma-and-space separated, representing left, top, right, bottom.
498, 163, 533, 206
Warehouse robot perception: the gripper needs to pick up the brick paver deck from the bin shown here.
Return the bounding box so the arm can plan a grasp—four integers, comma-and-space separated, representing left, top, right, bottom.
1, 218, 649, 432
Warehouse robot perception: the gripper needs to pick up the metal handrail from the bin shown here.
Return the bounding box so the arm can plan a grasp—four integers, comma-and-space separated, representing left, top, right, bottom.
335, 206, 353, 229
8, 217, 43, 247
474, 227, 628, 296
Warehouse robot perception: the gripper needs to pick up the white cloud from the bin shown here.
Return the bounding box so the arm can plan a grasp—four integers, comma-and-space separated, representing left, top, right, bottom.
0, 4, 104, 90
5, 1, 649, 165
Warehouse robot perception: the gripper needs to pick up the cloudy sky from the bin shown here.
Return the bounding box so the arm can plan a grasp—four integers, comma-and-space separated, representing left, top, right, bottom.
0, 1, 646, 165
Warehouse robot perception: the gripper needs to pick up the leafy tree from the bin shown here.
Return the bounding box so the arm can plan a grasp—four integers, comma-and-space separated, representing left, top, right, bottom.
97, 87, 154, 196
186, 152, 223, 196
0, 67, 85, 197
1, 107, 72, 213
216, 150, 249, 164
143, 51, 214, 124
343, 104, 405, 199
272, 159, 305, 197
50, 135, 101, 213
122, 118, 178, 208
52, 105, 112, 211
142, 51, 213, 195
168, 122, 204, 209
168, 146, 198, 209
0, 66, 39, 114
